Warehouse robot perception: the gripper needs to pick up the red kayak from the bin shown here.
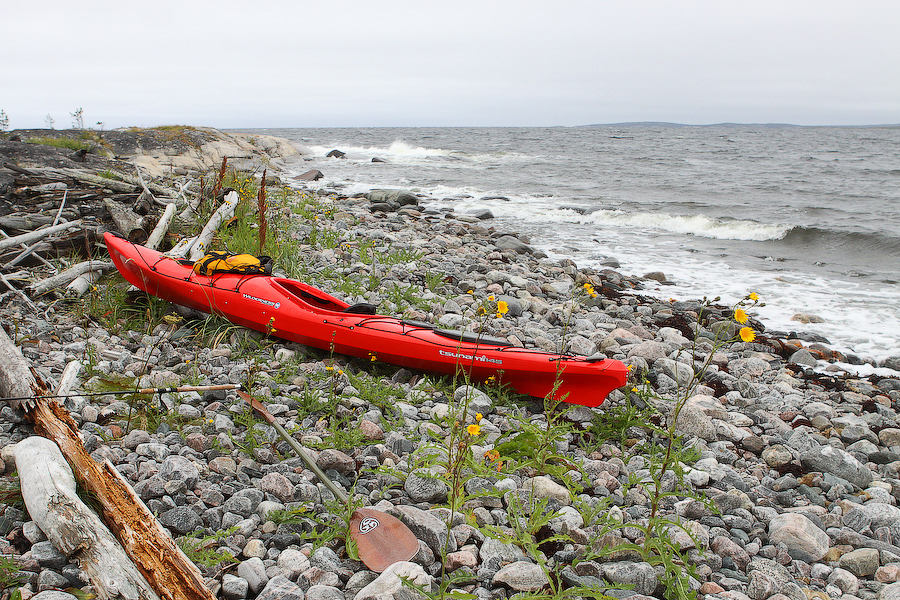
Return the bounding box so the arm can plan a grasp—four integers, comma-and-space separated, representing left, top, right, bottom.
104, 232, 627, 407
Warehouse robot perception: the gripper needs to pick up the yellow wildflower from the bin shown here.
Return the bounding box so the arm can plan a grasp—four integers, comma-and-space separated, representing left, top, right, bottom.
748, 292, 759, 301
739, 327, 756, 343
466, 424, 481, 436
488, 295, 496, 301
476, 413, 483, 422
734, 308, 749, 325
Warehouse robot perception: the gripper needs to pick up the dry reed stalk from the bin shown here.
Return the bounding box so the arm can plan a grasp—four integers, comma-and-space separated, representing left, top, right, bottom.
257, 168, 267, 255
211, 156, 228, 201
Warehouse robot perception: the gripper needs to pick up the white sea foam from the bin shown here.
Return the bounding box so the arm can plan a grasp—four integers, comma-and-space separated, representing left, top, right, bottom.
580, 210, 789, 241
554, 244, 900, 364
436, 196, 790, 242
305, 141, 450, 161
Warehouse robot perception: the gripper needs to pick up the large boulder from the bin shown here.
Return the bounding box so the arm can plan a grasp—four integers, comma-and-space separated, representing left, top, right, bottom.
366, 189, 419, 209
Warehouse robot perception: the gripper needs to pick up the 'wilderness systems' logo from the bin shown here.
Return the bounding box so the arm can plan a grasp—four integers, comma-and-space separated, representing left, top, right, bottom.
439, 349, 502, 365
242, 293, 281, 309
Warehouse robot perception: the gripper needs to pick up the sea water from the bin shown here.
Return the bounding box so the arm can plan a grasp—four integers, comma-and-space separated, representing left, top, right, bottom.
236, 125, 900, 367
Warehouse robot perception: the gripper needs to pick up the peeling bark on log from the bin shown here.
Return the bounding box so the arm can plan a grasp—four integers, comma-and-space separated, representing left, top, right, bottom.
0, 334, 216, 600
15, 437, 161, 600
25, 400, 217, 600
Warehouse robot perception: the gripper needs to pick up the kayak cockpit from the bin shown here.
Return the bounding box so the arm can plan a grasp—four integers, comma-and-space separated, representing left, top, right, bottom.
272, 279, 350, 312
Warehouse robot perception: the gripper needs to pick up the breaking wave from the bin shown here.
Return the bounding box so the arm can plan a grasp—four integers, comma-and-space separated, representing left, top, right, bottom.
579, 209, 790, 241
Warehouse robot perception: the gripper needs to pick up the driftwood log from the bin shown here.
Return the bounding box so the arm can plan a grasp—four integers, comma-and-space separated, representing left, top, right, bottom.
189, 190, 239, 261
56, 168, 139, 194
15, 437, 161, 600
0, 324, 48, 411
16, 358, 158, 600
178, 194, 200, 220
114, 168, 181, 200
0, 330, 216, 600
167, 190, 239, 260
0, 220, 83, 253
104, 199, 153, 244
0, 214, 62, 236
146, 202, 177, 250
177, 181, 202, 220
66, 267, 107, 298
134, 166, 178, 208
27, 260, 114, 298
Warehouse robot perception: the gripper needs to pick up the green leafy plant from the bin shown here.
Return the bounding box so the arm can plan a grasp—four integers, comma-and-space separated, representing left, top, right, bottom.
268, 492, 366, 559
482, 494, 614, 600
492, 397, 580, 483
580, 388, 658, 451
0, 554, 26, 592
177, 527, 239, 569
226, 408, 278, 459
308, 411, 369, 451
586, 293, 762, 599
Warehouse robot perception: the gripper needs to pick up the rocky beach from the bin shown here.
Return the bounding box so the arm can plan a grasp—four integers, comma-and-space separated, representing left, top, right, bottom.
1, 126, 900, 600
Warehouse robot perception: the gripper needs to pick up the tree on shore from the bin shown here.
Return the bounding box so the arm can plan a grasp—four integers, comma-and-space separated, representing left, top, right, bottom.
71, 107, 84, 129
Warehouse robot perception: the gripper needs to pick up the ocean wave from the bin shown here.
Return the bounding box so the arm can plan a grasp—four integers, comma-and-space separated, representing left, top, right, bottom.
781, 226, 900, 257
580, 209, 790, 241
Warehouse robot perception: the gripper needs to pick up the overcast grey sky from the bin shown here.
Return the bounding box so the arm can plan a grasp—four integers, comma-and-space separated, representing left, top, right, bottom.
3, 1, 898, 129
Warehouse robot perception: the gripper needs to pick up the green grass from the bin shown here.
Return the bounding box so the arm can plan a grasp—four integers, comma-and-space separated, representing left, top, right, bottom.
26, 136, 93, 151
0, 554, 26, 592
